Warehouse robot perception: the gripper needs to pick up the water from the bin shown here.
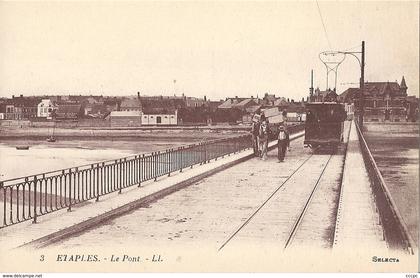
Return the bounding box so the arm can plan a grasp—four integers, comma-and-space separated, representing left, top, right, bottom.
364, 131, 419, 246
0, 139, 193, 181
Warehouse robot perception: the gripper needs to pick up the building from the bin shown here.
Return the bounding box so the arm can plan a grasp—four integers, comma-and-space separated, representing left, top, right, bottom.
404, 96, 419, 122
140, 97, 178, 125
232, 98, 259, 111
37, 99, 55, 119
339, 77, 409, 122
120, 96, 141, 111
12, 95, 40, 119
185, 96, 209, 108
217, 97, 247, 109
310, 88, 338, 102
261, 93, 276, 106
55, 102, 82, 120
103, 97, 121, 113
0, 103, 6, 120
107, 111, 142, 127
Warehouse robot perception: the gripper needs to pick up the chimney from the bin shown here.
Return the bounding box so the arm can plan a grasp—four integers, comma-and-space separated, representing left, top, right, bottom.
204, 95, 207, 101
310, 69, 314, 97
20, 94, 23, 98
137, 92, 140, 98
235, 96, 238, 99
12, 95, 14, 99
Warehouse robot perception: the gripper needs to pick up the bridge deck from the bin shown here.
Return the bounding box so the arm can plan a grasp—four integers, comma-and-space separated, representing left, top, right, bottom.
333, 120, 387, 250
0, 122, 387, 254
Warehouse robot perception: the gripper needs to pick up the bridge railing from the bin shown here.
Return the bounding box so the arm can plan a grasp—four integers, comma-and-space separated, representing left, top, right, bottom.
0, 123, 305, 229
0, 134, 254, 228
354, 121, 416, 254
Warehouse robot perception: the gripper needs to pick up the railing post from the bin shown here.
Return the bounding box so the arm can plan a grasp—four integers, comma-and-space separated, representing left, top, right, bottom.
139, 154, 145, 187
32, 175, 38, 224
180, 147, 183, 172
119, 159, 123, 193
168, 149, 172, 177
154, 152, 158, 182
67, 168, 72, 212
96, 164, 100, 202
1, 181, 5, 227
190, 146, 194, 169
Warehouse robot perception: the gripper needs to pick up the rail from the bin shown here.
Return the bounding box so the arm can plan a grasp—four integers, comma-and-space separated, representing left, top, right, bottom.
354, 120, 416, 254
0, 123, 305, 229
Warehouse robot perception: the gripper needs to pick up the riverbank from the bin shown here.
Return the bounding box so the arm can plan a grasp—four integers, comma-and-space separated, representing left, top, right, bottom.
0, 126, 249, 141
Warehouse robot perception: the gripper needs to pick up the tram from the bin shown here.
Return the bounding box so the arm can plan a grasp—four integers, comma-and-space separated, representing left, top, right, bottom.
304, 102, 347, 150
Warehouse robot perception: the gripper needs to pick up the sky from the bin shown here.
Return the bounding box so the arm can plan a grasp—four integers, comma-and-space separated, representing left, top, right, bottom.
0, 1, 418, 101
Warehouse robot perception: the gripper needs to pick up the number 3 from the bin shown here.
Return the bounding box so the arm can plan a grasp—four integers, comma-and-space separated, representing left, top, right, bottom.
40, 255, 44, 262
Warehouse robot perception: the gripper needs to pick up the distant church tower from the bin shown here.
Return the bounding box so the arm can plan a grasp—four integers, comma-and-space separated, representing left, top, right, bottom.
400, 76, 408, 95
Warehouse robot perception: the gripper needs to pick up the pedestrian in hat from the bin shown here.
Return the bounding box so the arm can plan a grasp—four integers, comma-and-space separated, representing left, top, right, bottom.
277, 123, 288, 162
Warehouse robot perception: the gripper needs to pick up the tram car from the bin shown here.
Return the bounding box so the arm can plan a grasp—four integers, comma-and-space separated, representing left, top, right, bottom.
304, 102, 347, 149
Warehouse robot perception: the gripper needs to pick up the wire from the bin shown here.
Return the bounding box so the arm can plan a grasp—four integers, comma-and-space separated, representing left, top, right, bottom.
342, 44, 362, 52
316, 0, 332, 50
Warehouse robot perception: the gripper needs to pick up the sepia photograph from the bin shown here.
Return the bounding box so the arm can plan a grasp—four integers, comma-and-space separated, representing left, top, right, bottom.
0, 0, 418, 274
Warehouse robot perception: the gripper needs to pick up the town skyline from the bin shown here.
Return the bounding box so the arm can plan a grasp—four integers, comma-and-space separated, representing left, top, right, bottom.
1, 2, 419, 99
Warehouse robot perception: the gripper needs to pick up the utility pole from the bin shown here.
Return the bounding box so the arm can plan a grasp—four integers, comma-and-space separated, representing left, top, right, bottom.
359, 41, 365, 128
310, 69, 314, 102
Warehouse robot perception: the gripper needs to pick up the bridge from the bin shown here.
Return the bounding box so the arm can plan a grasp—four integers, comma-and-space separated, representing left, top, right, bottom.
0, 121, 416, 258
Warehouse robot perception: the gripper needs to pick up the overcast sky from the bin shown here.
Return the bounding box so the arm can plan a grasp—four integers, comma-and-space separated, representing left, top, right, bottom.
0, 1, 418, 100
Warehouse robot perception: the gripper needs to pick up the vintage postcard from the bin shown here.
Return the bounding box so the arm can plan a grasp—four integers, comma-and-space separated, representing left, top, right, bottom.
0, 1, 418, 274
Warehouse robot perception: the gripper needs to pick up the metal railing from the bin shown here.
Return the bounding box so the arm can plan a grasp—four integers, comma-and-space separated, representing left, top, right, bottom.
0, 123, 305, 229
0, 134, 253, 228
354, 120, 416, 254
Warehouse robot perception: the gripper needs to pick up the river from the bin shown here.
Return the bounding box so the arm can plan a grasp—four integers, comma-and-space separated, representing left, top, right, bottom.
364, 131, 419, 246
0, 139, 199, 181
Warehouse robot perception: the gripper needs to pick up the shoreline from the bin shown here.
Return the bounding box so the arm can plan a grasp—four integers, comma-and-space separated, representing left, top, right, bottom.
0, 127, 249, 141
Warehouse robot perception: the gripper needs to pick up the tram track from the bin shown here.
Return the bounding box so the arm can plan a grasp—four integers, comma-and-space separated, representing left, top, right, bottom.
219, 122, 351, 251
283, 154, 334, 249
218, 151, 322, 251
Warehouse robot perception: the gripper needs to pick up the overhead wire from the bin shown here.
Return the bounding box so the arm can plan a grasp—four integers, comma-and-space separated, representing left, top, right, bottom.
316, 0, 332, 50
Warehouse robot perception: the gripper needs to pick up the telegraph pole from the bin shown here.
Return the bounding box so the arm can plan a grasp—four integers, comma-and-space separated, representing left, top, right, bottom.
359, 41, 365, 128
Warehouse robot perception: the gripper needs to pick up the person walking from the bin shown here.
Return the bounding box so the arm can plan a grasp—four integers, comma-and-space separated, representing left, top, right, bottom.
259, 118, 269, 160
277, 124, 288, 162
251, 116, 260, 157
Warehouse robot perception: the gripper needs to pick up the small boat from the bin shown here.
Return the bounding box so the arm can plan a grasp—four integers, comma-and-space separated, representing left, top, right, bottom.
47, 122, 57, 142
46, 136, 56, 142
16, 146, 30, 150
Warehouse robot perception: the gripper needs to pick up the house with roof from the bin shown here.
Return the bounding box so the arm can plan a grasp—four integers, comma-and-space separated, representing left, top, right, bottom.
339, 76, 408, 122
107, 110, 142, 127
12, 95, 41, 120
103, 97, 121, 113
139, 96, 180, 125
310, 88, 338, 103
120, 96, 141, 112
215, 96, 258, 123
54, 101, 83, 120
232, 98, 259, 111
37, 99, 55, 119
185, 96, 209, 108
261, 93, 276, 106
0, 102, 6, 120
217, 96, 250, 109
